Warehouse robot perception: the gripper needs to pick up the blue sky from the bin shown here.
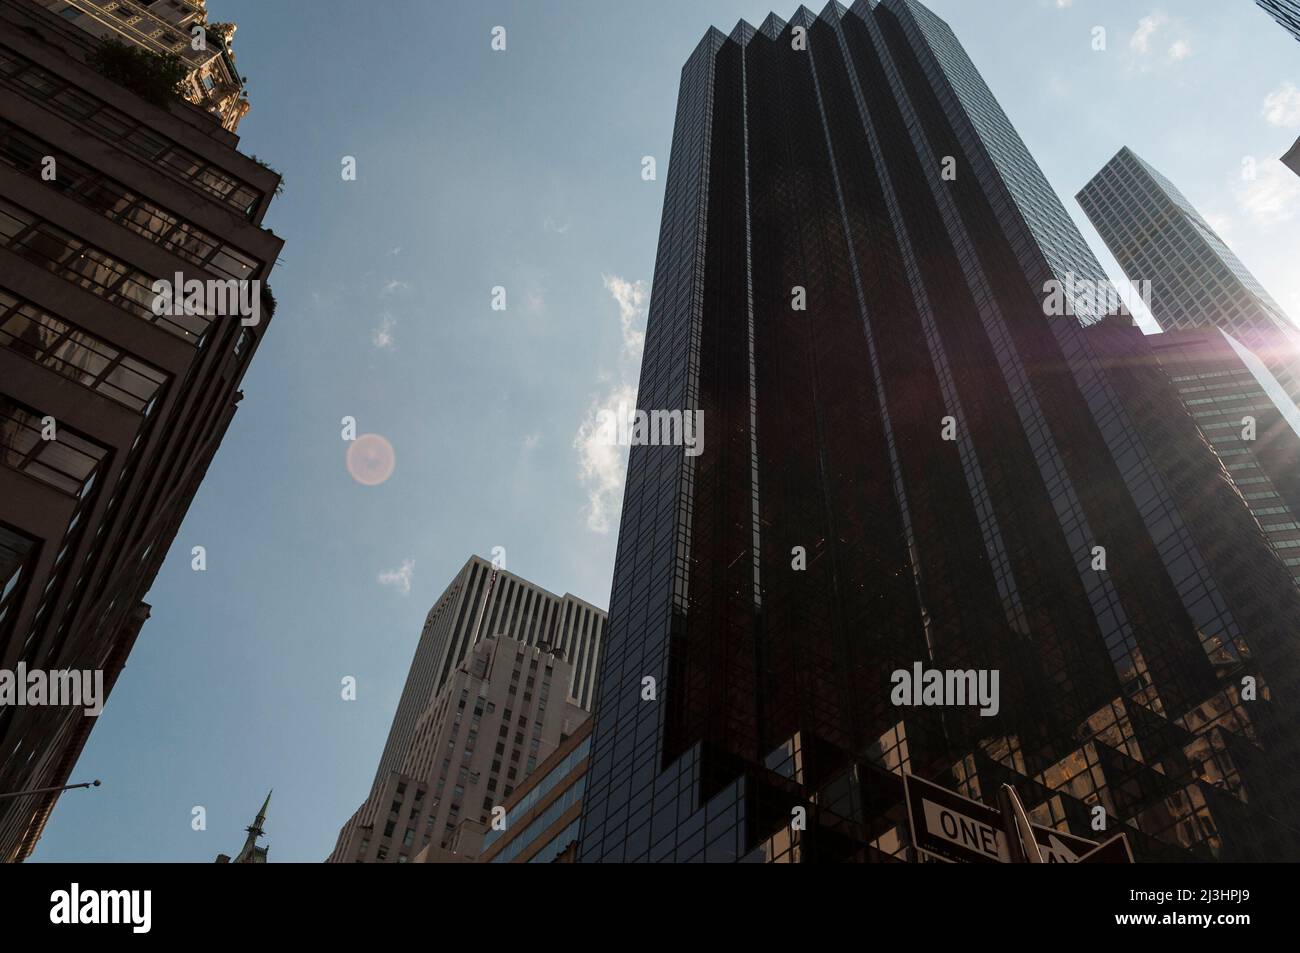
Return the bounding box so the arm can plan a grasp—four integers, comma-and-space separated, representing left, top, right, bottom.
30, 0, 1300, 862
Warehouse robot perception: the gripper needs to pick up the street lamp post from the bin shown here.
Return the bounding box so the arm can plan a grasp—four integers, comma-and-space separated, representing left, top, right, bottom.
0, 779, 101, 802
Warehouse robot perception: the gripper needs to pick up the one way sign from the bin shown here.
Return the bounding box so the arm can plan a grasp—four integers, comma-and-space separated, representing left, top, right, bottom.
904, 774, 1099, 863
1036, 827, 1102, 863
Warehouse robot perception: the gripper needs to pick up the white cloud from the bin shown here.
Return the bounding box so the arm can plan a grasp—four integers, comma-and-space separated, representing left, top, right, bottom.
522, 431, 541, 451
1234, 159, 1300, 227
544, 217, 570, 235
1130, 13, 1165, 53
572, 275, 652, 534
371, 312, 397, 350
602, 273, 647, 360
573, 381, 636, 533
381, 279, 410, 297
1262, 81, 1300, 127
1127, 12, 1191, 67
1055, 0, 1073, 8
524, 288, 546, 315
378, 559, 415, 595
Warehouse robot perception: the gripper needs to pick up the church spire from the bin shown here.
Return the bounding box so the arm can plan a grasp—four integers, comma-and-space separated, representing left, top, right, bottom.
231, 790, 271, 863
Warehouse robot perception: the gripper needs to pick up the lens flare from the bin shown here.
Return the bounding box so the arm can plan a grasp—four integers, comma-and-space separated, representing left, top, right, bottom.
346, 433, 396, 486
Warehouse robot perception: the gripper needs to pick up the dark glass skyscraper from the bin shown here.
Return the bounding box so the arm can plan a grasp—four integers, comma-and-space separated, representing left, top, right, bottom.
577, 0, 1300, 863
1140, 327, 1300, 586
1256, 1, 1300, 181
1257, 0, 1300, 43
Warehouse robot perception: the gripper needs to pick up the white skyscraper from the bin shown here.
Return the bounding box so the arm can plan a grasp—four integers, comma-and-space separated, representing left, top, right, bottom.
1078, 146, 1300, 405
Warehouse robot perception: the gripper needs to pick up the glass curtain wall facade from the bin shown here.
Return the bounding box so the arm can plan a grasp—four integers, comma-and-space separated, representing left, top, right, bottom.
1144, 328, 1300, 586
1078, 147, 1300, 406
1257, 0, 1300, 42
577, 0, 1300, 863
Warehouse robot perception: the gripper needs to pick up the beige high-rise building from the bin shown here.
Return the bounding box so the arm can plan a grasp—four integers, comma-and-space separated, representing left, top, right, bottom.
40, 0, 250, 131
328, 635, 588, 863
363, 555, 605, 800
